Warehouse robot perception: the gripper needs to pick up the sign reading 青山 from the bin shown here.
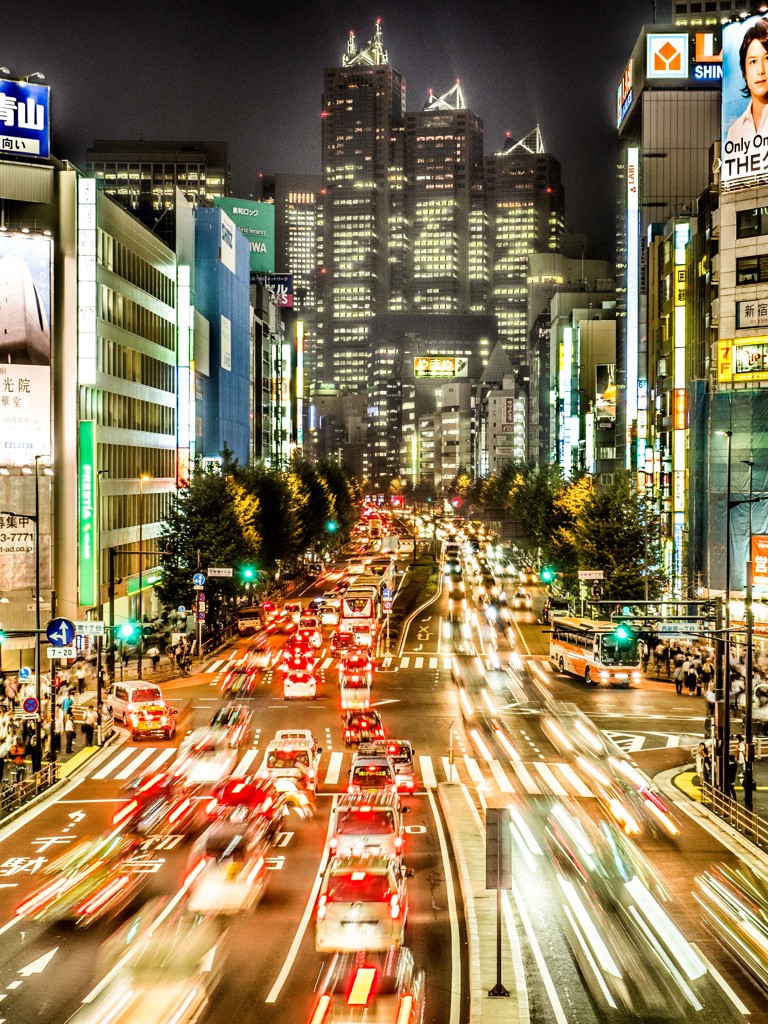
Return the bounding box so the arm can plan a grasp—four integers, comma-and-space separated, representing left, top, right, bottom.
0, 78, 50, 158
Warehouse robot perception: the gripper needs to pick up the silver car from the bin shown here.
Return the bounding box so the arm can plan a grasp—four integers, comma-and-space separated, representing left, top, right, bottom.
315, 855, 408, 953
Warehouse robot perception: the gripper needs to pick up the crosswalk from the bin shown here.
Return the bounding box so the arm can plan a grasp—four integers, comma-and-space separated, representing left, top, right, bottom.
204, 653, 480, 674
84, 742, 601, 799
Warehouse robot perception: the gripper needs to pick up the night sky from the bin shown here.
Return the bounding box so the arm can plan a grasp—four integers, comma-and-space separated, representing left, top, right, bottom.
3, 0, 670, 257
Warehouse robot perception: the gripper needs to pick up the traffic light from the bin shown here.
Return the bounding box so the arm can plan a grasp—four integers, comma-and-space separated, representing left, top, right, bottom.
118, 622, 138, 640
613, 623, 632, 642
240, 564, 257, 583
451, 497, 461, 508
540, 566, 556, 584
326, 520, 338, 533
0, 628, 6, 644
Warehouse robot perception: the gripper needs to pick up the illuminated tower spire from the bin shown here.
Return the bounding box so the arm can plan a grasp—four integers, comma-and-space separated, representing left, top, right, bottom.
343, 17, 389, 65
423, 79, 466, 111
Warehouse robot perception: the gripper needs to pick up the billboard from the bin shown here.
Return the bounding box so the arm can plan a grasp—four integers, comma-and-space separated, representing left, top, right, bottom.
413, 356, 468, 378
595, 364, 616, 423
214, 197, 275, 273
0, 234, 52, 465
754, 535, 768, 589
219, 209, 236, 274
718, 337, 768, 382
0, 78, 50, 158
722, 15, 768, 189
646, 33, 689, 79
78, 421, 98, 609
251, 272, 293, 307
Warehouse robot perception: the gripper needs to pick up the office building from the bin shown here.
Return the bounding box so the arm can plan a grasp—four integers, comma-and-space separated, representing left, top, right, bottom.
87, 140, 230, 248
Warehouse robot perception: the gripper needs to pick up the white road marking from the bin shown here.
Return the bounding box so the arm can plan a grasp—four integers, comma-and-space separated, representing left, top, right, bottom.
206, 660, 224, 674
321, 658, 333, 670
419, 755, 437, 788
510, 761, 539, 795
144, 748, 175, 773
429, 657, 438, 669
489, 759, 515, 793
463, 756, 484, 786
689, 942, 750, 1015
265, 797, 337, 1002
115, 748, 155, 781
414, 657, 424, 668
91, 748, 134, 780
236, 749, 259, 774
534, 762, 570, 797
324, 751, 344, 786
441, 756, 457, 784
558, 763, 594, 798
400, 657, 410, 669
443, 657, 452, 669
512, 878, 569, 1024
426, 787, 461, 1024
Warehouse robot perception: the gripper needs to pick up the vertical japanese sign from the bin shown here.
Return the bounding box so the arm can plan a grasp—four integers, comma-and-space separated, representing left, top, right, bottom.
753, 535, 768, 590
0, 234, 52, 465
78, 420, 98, 609
0, 78, 50, 158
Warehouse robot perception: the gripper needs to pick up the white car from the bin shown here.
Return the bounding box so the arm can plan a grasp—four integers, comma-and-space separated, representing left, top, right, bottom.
173, 730, 239, 789
511, 590, 532, 610
315, 855, 408, 953
261, 729, 322, 794
283, 670, 318, 700
319, 601, 340, 626
186, 819, 269, 915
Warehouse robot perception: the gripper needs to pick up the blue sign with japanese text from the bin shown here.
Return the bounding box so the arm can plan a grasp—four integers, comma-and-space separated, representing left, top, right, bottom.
0, 79, 50, 159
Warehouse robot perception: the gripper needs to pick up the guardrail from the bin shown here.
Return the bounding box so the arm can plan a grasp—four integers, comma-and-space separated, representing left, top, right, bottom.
0, 760, 59, 821
700, 781, 768, 849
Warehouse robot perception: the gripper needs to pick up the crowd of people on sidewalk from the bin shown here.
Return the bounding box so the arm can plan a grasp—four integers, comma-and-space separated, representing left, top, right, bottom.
644, 637, 768, 711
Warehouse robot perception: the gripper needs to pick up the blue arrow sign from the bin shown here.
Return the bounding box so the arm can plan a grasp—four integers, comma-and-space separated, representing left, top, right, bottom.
192, 572, 205, 587
46, 617, 76, 647
19, 667, 31, 681
383, 588, 393, 598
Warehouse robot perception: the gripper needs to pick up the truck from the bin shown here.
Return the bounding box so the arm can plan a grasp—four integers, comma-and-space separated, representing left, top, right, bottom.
380, 535, 399, 554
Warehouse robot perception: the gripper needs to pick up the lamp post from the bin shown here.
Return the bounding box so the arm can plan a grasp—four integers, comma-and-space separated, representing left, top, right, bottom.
717, 429, 733, 794
137, 475, 149, 680
743, 459, 755, 809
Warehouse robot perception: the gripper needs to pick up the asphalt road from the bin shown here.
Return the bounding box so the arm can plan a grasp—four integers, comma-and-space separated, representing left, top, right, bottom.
0, 556, 765, 1022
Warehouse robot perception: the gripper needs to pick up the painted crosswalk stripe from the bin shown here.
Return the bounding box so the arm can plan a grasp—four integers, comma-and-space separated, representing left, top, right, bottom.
558, 763, 594, 799
400, 657, 410, 669
510, 761, 539, 795
463, 756, 484, 786
429, 657, 437, 669
443, 657, 452, 669
145, 747, 175, 773
91, 747, 134, 780
441, 756, 459, 783
414, 657, 424, 669
236, 749, 260, 775
419, 755, 437, 788
115, 748, 155, 780
490, 759, 515, 793
324, 751, 344, 786
321, 658, 334, 671
206, 660, 224, 674
534, 762, 569, 797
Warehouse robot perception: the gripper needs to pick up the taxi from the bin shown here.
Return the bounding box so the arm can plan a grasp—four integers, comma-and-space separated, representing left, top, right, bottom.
315, 855, 408, 953
261, 729, 322, 795
283, 669, 318, 700
342, 709, 385, 746
306, 947, 425, 1024
126, 702, 177, 742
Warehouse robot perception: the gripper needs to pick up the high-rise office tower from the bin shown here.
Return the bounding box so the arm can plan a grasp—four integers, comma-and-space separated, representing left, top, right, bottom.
405, 82, 486, 314
86, 140, 230, 249
318, 19, 406, 390
485, 127, 565, 367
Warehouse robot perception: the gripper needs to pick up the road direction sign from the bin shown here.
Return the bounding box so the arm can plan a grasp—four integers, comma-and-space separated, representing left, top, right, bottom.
578, 570, 604, 581
23, 696, 39, 715
382, 587, 393, 598
177, 606, 186, 614
192, 572, 206, 587
47, 646, 76, 659
74, 620, 105, 637
19, 667, 31, 681
46, 618, 76, 646
207, 567, 233, 578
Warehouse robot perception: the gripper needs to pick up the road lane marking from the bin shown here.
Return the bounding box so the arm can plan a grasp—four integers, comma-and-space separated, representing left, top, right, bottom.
512, 878, 568, 1024
426, 787, 461, 1024
115, 748, 154, 780
414, 657, 424, 668
534, 762, 569, 797
463, 756, 484, 785
401, 656, 410, 668
206, 660, 224, 674
558, 763, 593, 798
236, 749, 259, 774
443, 657, 452, 669
321, 658, 333, 670
91, 748, 134, 780
419, 755, 437, 788
145, 748, 175, 773
429, 657, 438, 669
324, 751, 344, 786
689, 943, 750, 1015
510, 762, 539, 795
489, 759, 515, 793
265, 797, 337, 1003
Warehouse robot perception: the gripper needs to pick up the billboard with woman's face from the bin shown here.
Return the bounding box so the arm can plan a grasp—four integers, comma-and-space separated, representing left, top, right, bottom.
722, 14, 768, 189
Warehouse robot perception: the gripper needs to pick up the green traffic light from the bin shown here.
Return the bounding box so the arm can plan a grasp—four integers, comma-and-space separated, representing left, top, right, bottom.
326, 520, 338, 533
119, 623, 137, 640
614, 623, 631, 641
540, 566, 555, 583
0, 629, 6, 644
241, 566, 256, 581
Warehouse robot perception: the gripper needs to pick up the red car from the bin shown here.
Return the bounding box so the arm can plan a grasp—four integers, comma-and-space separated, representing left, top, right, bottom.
281, 638, 316, 672
331, 631, 355, 656
343, 710, 385, 746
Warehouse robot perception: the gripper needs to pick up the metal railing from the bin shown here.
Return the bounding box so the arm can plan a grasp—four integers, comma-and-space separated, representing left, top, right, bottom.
0, 760, 59, 820
701, 781, 768, 849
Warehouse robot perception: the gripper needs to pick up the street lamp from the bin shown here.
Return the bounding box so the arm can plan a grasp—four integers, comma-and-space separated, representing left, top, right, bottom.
137, 474, 150, 680
742, 459, 755, 809
716, 429, 733, 794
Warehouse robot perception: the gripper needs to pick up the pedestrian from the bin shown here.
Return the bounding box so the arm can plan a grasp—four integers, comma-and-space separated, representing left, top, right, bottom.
693, 742, 706, 785
654, 641, 665, 677
8, 736, 26, 783
147, 645, 160, 671
82, 706, 97, 746
60, 691, 74, 719
674, 662, 684, 696
736, 734, 746, 784
64, 712, 76, 754
728, 754, 739, 799
703, 743, 713, 784
4, 678, 17, 708
0, 732, 10, 783
76, 663, 87, 695
686, 663, 698, 696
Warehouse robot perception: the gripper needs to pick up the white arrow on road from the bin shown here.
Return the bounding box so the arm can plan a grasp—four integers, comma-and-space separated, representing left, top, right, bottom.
19, 948, 58, 976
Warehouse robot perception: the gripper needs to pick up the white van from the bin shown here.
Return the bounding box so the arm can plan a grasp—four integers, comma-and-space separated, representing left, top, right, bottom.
107, 682, 164, 724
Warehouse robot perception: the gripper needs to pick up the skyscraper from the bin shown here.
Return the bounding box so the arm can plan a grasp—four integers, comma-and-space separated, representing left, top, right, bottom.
485, 127, 564, 367
318, 19, 406, 391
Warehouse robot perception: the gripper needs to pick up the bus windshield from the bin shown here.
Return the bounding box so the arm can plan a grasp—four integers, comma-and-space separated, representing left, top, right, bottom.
600, 635, 638, 666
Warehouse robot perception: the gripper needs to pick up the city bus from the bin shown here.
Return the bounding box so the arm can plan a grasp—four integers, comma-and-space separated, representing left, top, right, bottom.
237, 607, 262, 636
549, 617, 641, 687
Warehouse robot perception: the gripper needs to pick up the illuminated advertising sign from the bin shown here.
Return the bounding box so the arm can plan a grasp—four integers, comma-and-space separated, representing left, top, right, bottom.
251, 272, 293, 308
737, 298, 768, 329
626, 148, 640, 467
647, 34, 689, 79
214, 197, 275, 273
595, 363, 616, 423
722, 15, 768, 190
413, 356, 468, 378
616, 59, 633, 127
753, 535, 768, 589
219, 210, 236, 274
693, 31, 723, 80
673, 389, 686, 430
0, 234, 52, 465
0, 78, 50, 158
78, 421, 98, 609
718, 337, 768, 382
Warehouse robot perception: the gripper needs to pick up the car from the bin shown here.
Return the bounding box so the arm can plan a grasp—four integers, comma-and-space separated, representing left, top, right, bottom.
112, 772, 198, 835
315, 855, 408, 952
308, 562, 323, 575
125, 701, 177, 742
542, 596, 570, 624
173, 730, 239, 789
208, 704, 252, 747
106, 682, 165, 725
343, 709, 385, 746
306, 947, 425, 1024
206, 774, 287, 839
284, 669, 318, 699
261, 729, 322, 794
348, 744, 398, 796
281, 639, 316, 671
511, 590, 533, 610
340, 648, 374, 682
319, 601, 340, 626
376, 740, 416, 792
329, 792, 409, 861
443, 559, 462, 576
322, 591, 341, 608
246, 639, 272, 669
267, 613, 296, 635
185, 818, 270, 915
331, 631, 355, 656
297, 623, 323, 649
351, 622, 374, 648
283, 600, 303, 623
221, 661, 258, 696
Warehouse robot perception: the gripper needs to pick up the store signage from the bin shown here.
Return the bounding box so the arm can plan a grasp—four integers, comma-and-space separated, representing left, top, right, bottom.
0, 78, 50, 158
718, 337, 768, 383
646, 34, 689, 79
78, 421, 97, 609
737, 299, 768, 330
215, 197, 275, 273
413, 356, 468, 378
616, 58, 633, 127
251, 272, 293, 308
753, 535, 768, 588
